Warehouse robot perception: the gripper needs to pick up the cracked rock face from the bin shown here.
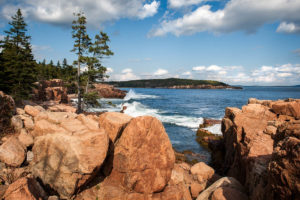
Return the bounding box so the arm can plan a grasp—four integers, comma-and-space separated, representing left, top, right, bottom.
110, 116, 175, 194
32, 131, 109, 199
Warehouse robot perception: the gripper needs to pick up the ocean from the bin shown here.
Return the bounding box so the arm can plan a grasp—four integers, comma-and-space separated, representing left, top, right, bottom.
90, 86, 300, 162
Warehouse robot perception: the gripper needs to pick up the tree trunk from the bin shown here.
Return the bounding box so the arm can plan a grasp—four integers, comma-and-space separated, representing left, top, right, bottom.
85, 75, 89, 94
76, 59, 82, 114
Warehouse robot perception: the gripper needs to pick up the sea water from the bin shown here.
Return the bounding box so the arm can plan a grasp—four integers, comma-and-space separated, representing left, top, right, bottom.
89, 86, 300, 162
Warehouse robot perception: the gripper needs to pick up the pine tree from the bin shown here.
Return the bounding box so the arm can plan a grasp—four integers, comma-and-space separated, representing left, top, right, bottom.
86, 31, 113, 88
0, 9, 36, 100
71, 12, 91, 113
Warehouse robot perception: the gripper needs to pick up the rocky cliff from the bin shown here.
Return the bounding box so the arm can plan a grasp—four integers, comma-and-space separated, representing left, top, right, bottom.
91, 83, 127, 99
216, 98, 300, 199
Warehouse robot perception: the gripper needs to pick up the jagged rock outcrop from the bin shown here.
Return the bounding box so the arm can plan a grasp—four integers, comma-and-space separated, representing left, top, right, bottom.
32, 79, 68, 103
0, 91, 15, 134
217, 98, 300, 200
92, 83, 126, 99
266, 120, 300, 200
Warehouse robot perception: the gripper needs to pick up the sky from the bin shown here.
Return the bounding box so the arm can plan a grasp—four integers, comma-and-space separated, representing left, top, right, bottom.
0, 0, 300, 86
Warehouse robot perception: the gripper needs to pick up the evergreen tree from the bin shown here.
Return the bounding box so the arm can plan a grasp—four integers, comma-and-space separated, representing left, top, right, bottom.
0, 9, 36, 100
85, 31, 113, 92
71, 12, 91, 113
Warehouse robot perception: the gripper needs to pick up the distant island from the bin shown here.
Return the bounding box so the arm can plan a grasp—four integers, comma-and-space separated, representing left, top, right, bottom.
106, 78, 242, 89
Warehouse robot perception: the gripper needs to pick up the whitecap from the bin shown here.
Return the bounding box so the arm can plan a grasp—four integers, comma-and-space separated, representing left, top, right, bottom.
124, 89, 158, 101
123, 101, 203, 129
204, 124, 222, 135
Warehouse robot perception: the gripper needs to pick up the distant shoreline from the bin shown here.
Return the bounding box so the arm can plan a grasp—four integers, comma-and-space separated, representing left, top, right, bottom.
106, 78, 243, 89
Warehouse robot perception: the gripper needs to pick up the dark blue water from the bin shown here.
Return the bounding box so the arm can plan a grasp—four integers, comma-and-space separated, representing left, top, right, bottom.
96, 86, 300, 162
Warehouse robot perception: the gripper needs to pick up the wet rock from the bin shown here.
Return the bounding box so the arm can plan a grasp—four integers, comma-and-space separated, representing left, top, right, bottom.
200, 119, 221, 128
196, 128, 222, 150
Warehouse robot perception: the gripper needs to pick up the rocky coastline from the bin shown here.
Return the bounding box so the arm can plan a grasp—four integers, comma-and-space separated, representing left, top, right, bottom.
0, 86, 299, 199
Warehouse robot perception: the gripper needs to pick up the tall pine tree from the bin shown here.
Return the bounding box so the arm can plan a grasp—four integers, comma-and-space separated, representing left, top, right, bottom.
0, 9, 36, 100
71, 12, 91, 113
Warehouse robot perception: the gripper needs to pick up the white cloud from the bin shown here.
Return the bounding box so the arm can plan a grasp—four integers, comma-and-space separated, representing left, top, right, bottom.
182, 71, 191, 75
0, 34, 4, 40
277, 22, 300, 34
137, 1, 160, 19
185, 63, 300, 85
1, 0, 160, 27
122, 68, 133, 73
150, 0, 300, 36
110, 68, 140, 81
192, 66, 206, 71
206, 65, 222, 71
154, 68, 169, 76
168, 0, 204, 8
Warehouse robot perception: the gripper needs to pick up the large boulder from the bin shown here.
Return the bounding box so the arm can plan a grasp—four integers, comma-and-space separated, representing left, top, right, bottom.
32, 130, 109, 199
191, 162, 215, 184
110, 116, 175, 194
99, 112, 132, 142
3, 177, 46, 200
0, 136, 25, 167
0, 91, 15, 134
30, 110, 110, 198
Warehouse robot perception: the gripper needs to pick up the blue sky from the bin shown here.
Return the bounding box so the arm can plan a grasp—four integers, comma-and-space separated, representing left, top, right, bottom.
0, 0, 300, 86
